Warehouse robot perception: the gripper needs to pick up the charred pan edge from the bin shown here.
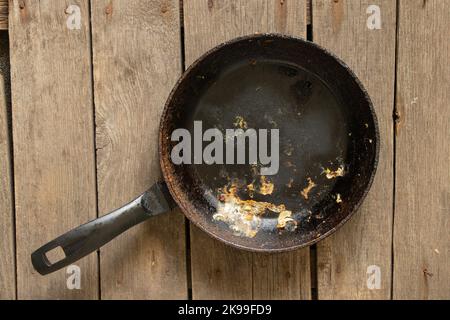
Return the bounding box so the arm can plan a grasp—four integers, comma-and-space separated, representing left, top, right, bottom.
159, 33, 380, 253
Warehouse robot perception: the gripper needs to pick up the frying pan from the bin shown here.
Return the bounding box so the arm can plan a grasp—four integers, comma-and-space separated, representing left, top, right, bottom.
32, 34, 379, 275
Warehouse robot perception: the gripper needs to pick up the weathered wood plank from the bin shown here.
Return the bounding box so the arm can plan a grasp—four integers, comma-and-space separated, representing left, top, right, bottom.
184, 0, 311, 300
252, 250, 311, 300
0, 0, 7, 30
0, 31, 15, 300
190, 227, 253, 299
394, 0, 450, 300
9, 0, 98, 298
313, 0, 396, 299
91, 0, 187, 299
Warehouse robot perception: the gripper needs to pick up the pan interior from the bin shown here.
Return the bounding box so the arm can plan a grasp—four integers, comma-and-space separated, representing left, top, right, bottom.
161, 36, 378, 251
186, 59, 347, 234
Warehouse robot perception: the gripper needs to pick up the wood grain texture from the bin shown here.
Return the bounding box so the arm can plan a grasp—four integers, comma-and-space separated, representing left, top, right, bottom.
0, 31, 15, 300
252, 250, 311, 299
184, 0, 311, 300
190, 227, 253, 299
0, 0, 7, 30
9, 0, 98, 299
91, 0, 187, 299
394, 0, 450, 300
313, 0, 396, 299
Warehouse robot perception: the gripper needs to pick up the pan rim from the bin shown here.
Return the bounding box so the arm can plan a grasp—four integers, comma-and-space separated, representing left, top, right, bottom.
159, 33, 380, 253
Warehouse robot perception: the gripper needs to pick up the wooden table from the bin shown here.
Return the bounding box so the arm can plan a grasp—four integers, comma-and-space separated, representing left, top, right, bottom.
0, 0, 448, 299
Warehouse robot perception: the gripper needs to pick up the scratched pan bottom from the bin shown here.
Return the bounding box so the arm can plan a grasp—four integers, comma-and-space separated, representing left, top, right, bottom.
160, 35, 378, 251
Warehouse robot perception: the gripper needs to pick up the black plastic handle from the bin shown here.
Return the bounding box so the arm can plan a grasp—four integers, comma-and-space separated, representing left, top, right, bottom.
31, 182, 176, 275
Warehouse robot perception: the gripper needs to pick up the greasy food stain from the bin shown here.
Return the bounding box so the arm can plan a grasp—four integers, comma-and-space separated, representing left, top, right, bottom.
301, 177, 316, 200
213, 183, 295, 237
234, 115, 248, 129
247, 183, 255, 198
277, 210, 297, 231
259, 176, 274, 195
286, 178, 294, 188
322, 165, 345, 179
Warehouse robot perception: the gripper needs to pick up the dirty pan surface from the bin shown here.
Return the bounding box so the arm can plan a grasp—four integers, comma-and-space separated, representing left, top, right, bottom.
160, 35, 378, 252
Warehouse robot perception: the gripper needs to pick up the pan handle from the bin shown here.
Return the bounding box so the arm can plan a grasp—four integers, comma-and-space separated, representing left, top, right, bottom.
31, 182, 176, 275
